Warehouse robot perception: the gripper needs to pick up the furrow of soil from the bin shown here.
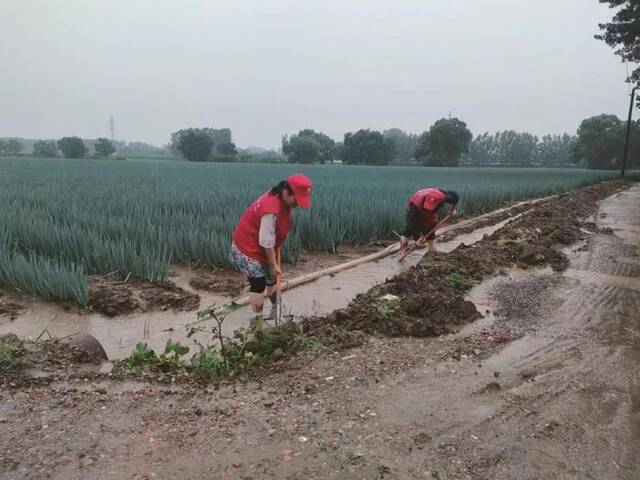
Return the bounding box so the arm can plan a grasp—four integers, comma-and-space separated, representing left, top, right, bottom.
303, 180, 628, 342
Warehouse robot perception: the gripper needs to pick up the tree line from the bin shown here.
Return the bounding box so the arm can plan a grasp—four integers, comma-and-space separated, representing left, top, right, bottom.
2, 113, 638, 170
0, 137, 151, 159
273, 114, 639, 169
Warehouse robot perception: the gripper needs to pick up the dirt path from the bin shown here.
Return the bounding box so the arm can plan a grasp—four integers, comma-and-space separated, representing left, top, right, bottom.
1, 185, 639, 479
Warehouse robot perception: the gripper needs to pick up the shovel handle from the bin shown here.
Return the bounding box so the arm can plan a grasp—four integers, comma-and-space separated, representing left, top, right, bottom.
275, 250, 282, 289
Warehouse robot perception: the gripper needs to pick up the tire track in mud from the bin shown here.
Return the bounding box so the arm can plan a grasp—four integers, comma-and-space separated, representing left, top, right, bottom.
461, 186, 640, 479
573, 234, 640, 278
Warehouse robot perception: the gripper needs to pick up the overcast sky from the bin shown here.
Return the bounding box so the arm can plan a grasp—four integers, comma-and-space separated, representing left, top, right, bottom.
0, 0, 633, 149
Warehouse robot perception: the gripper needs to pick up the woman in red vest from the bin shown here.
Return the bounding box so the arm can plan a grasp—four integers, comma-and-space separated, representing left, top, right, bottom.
230, 174, 313, 329
400, 188, 459, 253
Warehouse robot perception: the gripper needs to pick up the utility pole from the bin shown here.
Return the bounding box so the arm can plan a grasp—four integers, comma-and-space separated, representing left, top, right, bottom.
621, 86, 637, 178
109, 116, 116, 141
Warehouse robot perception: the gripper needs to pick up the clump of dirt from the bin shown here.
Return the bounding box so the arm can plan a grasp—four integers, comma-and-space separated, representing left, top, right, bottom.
89, 282, 139, 317
89, 278, 200, 317
189, 270, 244, 297
304, 180, 628, 341
0, 294, 24, 320
1, 334, 100, 386
139, 282, 200, 311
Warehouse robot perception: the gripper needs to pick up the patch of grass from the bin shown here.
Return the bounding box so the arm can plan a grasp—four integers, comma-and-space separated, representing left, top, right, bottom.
445, 272, 473, 289
0, 335, 22, 369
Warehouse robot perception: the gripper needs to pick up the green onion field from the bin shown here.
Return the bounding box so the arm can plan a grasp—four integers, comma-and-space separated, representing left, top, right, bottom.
0, 156, 623, 304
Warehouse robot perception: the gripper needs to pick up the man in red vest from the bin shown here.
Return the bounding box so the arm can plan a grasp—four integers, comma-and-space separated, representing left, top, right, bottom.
400, 188, 459, 254
230, 174, 313, 330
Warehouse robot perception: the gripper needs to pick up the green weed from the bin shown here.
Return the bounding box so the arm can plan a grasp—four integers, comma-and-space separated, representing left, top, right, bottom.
445, 272, 473, 289
376, 296, 403, 321
0, 335, 22, 369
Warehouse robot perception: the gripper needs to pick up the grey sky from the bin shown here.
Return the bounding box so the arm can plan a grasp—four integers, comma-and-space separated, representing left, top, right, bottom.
0, 0, 633, 149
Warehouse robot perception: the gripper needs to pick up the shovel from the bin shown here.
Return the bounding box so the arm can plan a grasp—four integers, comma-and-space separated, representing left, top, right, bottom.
275, 250, 283, 326
397, 212, 453, 262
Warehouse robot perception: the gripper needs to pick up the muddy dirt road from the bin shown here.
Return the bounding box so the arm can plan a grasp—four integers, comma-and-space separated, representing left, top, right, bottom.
1, 184, 639, 479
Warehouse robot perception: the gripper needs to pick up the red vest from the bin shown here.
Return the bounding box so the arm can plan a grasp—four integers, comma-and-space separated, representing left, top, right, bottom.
233, 192, 292, 263
410, 188, 446, 211
410, 188, 445, 226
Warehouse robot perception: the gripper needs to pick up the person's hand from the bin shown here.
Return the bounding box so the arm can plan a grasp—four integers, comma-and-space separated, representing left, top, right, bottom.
400, 236, 409, 249
273, 263, 283, 281
449, 207, 458, 217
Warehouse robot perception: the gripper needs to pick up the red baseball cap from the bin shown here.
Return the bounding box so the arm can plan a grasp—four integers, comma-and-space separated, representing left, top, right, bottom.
287, 174, 313, 209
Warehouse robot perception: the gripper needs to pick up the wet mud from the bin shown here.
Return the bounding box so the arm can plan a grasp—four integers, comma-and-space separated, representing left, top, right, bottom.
187, 270, 244, 297
88, 277, 200, 317
304, 180, 628, 341
439, 198, 544, 242
0, 335, 100, 388
0, 295, 23, 321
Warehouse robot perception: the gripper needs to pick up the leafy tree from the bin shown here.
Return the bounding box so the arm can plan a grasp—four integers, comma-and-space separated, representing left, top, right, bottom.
596, 1, 640, 83
217, 141, 237, 156
571, 114, 624, 169
169, 128, 231, 156
94, 138, 116, 158
215, 141, 238, 161
468, 132, 496, 166
341, 129, 394, 165
33, 140, 58, 158
4, 139, 24, 155
334, 141, 344, 161
415, 118, 472, 167
58, 137, 88, 159
536, 134, 576, 167
0, 139, 6, 155
177, 129, 214, 162
383, 128, 418, 160
495, 130, 539, 167
469, 131, 577, 167
282, 129, 336, 164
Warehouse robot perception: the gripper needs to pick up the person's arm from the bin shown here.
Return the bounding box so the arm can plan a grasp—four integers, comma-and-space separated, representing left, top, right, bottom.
443, 190, 459, 216
264, 247, 282, 278
259, 214, 282, 278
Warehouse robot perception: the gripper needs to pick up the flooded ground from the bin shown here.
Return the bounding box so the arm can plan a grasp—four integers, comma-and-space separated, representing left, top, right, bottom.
0, 212, 517, 360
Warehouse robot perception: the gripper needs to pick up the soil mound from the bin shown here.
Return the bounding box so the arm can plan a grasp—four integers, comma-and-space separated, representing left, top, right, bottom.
439, 200, 539, 242
89, 278, 200, 317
